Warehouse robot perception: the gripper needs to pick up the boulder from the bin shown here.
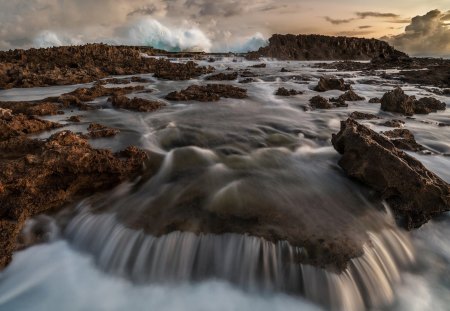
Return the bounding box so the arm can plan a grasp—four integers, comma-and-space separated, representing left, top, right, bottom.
314, 77, 351, 92
165, 84, 248, 102
275, 87, 304, 96
332, 118, 450, 229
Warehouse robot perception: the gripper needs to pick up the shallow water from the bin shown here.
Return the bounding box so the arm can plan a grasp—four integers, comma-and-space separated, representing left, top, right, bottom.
0, 59, 448, 310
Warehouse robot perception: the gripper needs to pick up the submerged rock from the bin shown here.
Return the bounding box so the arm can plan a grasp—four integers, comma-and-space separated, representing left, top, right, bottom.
349, 111, 380, 120
0, 101, 62, 116
86, 123, 120, 139
109, 95, 165, 112
249, 63, 266, 68
331, 90, 365, 102
332, 118, 450, 229
275, 87, 304, 96
368, 97, 381, 104
314, 77, 351, 92
165, 84, 248, 102
380, 87, 446, 115
381, 119, 405, 128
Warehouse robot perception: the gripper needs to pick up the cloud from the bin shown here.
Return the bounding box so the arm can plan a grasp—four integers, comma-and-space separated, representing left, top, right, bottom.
324, 17, 355, 25
359, 25, 372, 29
356, 12, 400, 19
385, 10, 450, 57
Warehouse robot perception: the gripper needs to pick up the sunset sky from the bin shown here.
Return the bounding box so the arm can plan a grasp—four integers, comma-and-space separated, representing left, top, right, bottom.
0, 0, 449, 56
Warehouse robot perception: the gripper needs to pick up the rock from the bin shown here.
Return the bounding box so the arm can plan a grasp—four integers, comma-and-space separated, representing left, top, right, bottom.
0, 101, 62, 116
331, 90, 365, 102
87, 123, 120, 139
0, 108, 12, 120
165, 84, 248, 102
280, 67, 291, 72
153, 60, 214, 80
369, 97, 381, 104
239, 78, 255, 84
240, 70, 257, 78
332, 118, 450, 229
0, 114, 62, 140
205, 72, 238, 81
275, 87, 304, 96
246, 34, 407, 60
0, 130, 150, 269
380, 87, 416, 116
414, 97, 446, 114
349, 112, 380, 120
130, 76, 150, 83
249, 63, 266, 68
382, 129, 425, 152
68, 116, 81, 123
314, 77, 351, 92
109, 95, 165, 112
381, 87, 446, 115
381, 119, 405, 128
310, 96, 332, 109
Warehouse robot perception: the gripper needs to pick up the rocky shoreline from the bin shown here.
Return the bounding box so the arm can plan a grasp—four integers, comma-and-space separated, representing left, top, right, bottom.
0, 41, 449, 274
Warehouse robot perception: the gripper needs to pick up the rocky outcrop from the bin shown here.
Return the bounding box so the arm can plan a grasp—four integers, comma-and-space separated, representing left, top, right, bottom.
381, 119, 405, 128
275, 87, 304, 96
247, 34, 407, 60
165, 84, 248, 102
310, 96, 332, 109
332, 90, 365, 102
205, 72, 238, 81
0, 113, 62, 140
332, 118, 450, 229
349, 112, 380, 120
382, 129, 425, 152
109, 95, 166, 112
0, 101, 63, 116
314, 77, 351, 92
86, 123, 120, 139
380, 87, 446, 115
0, 44, 214, 89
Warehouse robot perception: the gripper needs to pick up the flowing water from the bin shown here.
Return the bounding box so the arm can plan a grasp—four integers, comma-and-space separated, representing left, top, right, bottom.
0, 59, 449, 311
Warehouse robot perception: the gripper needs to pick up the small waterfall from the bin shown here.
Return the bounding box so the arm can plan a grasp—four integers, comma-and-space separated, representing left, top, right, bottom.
65, 210, 415, 311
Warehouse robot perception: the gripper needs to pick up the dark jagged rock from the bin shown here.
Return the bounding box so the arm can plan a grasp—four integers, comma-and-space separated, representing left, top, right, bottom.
275, 87, 304, 96
0, 101, 62, 116
247, 34, 407, 60
67, 116, 81, 123
165, 84, 247, 102
239, 78, 255, 84
86, 123, 120, 139
153, 60, 214, 80
332, 118, 450, 229
382, 129, 425, 152
369, 97, 381, 104
249, 63, 266, 68
0, 113, 62, 140
381, 87, 446, 115
0, 130, 149, 268
310, 96, 332, 109
331, 90, 365, 102
349, 112, 380, 120
205, 72, 238, 81
381, 119, 405, 128
280, 67, 291, 72
109, 95, 165, 112
314, 77, 351, 92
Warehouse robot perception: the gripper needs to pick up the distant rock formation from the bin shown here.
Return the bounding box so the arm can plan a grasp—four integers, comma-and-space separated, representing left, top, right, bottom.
247, 34, 408, 60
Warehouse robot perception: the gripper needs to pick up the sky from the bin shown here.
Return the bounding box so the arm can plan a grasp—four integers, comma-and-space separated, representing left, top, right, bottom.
0, 0, 449, 56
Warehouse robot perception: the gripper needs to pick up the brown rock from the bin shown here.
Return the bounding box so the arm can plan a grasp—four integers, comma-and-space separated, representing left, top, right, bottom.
165, 84, 248, 102
332, 118, 450, 229
153, 60, 214, 80
349, 111, 380, 120
314, 77, 351, 92
109, 95, 165, 112
0, 114, 62, 140
249, 63, 266, 68
331, 90, 365, 102
275, 87, 304, 96
380, 87, 416, 116
205, 72, 238, 81
414, 97, 446, 114
382, 129, 425, 152
87, 123, 120, 138
68, 116, 81, 123
381, 119, 405, 128
310, 96, 332, 109
368, 97, 381, 104
0, 101, 62, 116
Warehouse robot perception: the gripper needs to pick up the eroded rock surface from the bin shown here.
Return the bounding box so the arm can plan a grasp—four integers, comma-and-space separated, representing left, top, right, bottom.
332, 118, 450, 229
382, 129, 426, 152
275, 87, 304, 96
205, 72, 238, 81
380, 87, 446, 115
314, 77, 351, 92
109, 95, 166, 112
165, 84, 248, 102
349, 111, 380, 120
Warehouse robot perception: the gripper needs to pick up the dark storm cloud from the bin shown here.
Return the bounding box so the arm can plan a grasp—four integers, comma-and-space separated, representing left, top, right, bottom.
386, 10, 450, 56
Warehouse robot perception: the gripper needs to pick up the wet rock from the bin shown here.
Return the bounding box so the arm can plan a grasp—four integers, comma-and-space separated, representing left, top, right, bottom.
380, 87, 416, 116
381, 87, 446, 115
205, 72, 238, 81
249, 63, 266, 68
238, 78, 255, 84
109, 95, 165, 112
130, 76, 150, 83
331, 90, 365, 102
240, 70, 257, 78
280, 67, 291, 72
381, 128, 425, 152
0, 108, 12, 120
0, 130, 149, 268
275, 87, 304, 96
314, 77, 351, 92
65, 84, 145, 103
153, 60, 214, 80
349, 112, 380, 120
0, 101, 62, 116
369, 97, 381, 104
310, 96, 332, 109
0, 114, 62, 140
381, 119, 405, 128
332, 118, 450, 229
414, 97, 446, 114
67, 116, 81, 123
86, 123, 120, 139
165, 84, 248, 102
